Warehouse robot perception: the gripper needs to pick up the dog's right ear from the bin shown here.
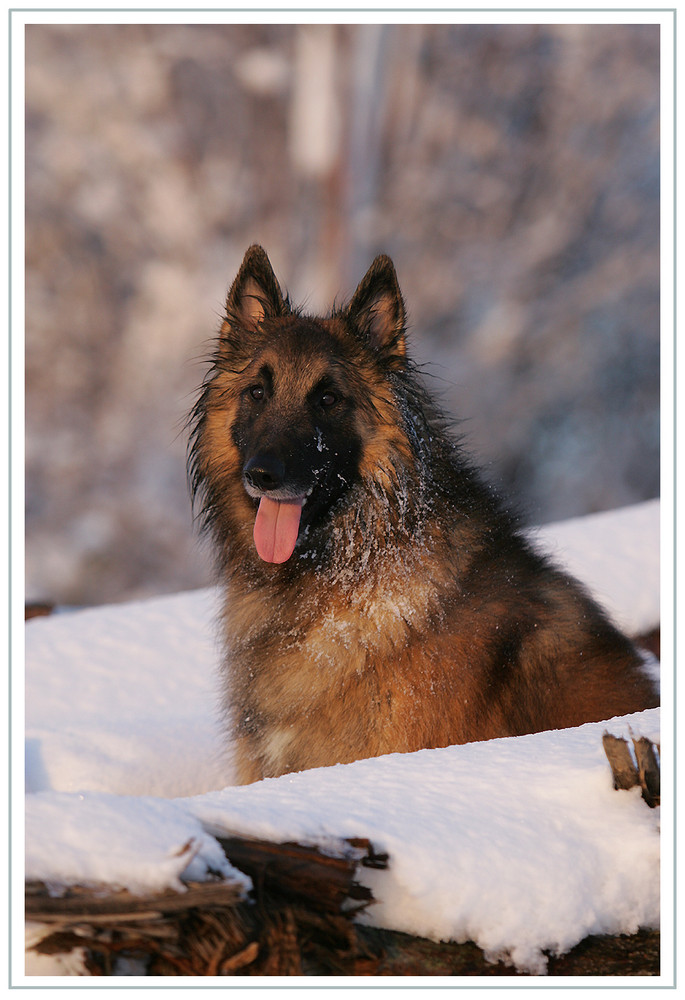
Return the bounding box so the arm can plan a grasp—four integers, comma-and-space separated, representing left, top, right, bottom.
222, 245, 287, 340
346, 254, 406, 366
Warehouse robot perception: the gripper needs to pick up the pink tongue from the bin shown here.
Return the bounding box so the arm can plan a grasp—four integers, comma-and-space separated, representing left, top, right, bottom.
253, 497, 303, 563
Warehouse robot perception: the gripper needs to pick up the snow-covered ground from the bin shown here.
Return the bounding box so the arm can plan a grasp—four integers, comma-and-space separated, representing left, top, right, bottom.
22, 500, 663, 981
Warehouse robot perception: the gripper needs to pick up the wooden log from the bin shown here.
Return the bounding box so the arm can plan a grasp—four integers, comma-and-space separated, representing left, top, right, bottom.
602, 731, 660, 808
25, 828, 659, 976
216, 835, 384, 913
25, 833, 382, 976
25, 878, 246, 925
633, 737, 660, 808
602, 733, 639, 791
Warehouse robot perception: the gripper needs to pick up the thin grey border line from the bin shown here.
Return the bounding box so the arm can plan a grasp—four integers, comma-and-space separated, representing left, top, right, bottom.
671, 5, 677, 993
5, 7, 682, 13
7, 5, 12, 992
10, 11, 675, 990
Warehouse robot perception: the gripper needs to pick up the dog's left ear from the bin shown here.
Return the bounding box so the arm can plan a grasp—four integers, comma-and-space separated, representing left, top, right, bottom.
346, 255, 406, 364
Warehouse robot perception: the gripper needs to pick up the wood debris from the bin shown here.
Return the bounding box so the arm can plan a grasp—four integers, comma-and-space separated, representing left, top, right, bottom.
26, 835, 386, 976
602, 731, 660, 808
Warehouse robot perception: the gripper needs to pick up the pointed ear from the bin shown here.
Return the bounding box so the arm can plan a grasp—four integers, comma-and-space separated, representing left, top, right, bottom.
223, 245, 287, 338
346, 254, 406, 362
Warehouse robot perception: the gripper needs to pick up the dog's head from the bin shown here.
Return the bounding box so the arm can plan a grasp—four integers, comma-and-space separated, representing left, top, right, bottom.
190, 245, 415, 564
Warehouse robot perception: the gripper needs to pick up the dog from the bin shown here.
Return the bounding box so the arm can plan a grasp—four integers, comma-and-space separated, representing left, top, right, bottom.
188, 245, 658, 784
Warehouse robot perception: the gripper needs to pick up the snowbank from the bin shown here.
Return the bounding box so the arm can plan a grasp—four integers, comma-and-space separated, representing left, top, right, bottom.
23, 500, 661, 977
530, 498, 659, 636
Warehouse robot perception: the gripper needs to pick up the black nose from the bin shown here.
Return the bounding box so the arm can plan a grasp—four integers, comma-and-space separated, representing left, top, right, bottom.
244, 454, 286, 492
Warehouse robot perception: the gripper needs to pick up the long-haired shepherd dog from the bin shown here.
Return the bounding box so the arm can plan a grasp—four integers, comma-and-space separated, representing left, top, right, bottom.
188, 245, 658, 785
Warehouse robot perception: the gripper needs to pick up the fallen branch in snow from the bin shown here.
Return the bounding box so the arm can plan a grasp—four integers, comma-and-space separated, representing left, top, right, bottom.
25, 877, 247, 924
215, 835, 387, 912
602, 732, 660, 808
25, 835, 384, 976
25, 829, 660, 977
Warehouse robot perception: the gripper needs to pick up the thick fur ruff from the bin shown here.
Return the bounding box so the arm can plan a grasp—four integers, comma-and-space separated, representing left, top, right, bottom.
188, 245, 658, 784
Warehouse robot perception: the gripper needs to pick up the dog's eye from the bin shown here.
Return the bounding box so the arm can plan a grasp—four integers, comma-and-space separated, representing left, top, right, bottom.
249, 385, 265, 402
319, 391, 337, 408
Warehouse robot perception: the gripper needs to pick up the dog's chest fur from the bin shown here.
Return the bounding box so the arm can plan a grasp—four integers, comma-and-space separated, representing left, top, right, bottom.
222, 545, 458, 780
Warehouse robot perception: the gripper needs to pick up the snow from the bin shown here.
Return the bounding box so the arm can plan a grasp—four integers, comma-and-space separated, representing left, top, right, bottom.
529, 498, 660, 637
22, 499, 662, 979
26, 791, 246, 896
184, 711, 660, 973
25, 589, 230, 799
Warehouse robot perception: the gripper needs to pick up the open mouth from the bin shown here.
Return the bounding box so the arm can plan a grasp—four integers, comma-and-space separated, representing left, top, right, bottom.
252, 494, 305, 563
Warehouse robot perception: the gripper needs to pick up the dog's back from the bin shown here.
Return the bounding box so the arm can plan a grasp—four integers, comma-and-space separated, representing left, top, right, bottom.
189, 246, 658, 784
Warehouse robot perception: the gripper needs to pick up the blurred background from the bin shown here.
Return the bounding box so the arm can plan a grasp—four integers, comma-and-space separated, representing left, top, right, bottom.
25, 22, 660, 607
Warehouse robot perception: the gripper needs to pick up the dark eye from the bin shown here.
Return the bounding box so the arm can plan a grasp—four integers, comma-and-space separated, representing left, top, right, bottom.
319, 391, 337, 408
249, 385, 265, 402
